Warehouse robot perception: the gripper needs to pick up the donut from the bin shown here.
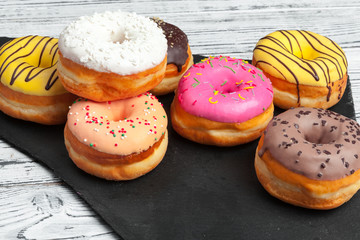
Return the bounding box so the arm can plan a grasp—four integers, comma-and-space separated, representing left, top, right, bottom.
253, 30, 348, 109
255, 107, 360, 209
57, 11, 167, 102
150, 18, 193, 95
0, 35, 76, 125
171, 56, 274, 146
64, 93, 168, 180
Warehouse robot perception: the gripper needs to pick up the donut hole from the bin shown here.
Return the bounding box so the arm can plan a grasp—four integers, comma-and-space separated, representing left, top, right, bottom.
112, 113, 127, 122
216, 79, 238, 94
25, 51, 57, 69
110, 31, 126, 44
292, 45, 318, 61
303, 127, 339, 145
109, 105, 134, 122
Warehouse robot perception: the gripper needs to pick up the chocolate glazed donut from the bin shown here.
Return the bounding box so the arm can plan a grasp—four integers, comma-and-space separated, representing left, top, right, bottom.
150, 18, 194, 95
255, 107, 360, 209
152, 18, 189, 72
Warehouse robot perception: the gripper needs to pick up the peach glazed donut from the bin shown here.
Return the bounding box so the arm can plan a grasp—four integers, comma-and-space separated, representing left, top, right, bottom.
150, 18, 193, 95
57, 11, 167, 102
0, 36, 76, 125
171, 56, 274, 146
255, 107, 360, 209
64, 93, 168, 180
253, 30, 348, 109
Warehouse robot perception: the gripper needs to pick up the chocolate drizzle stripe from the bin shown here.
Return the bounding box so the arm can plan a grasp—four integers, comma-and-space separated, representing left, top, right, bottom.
308, 58, 331, 101
45, 71, 58, 90
330, 38, 348, 67
254, 46, 301, 102
51, 48, 58, 67
298, 31, 343, 78
38, 37, 53, 67
254, 60, 287, 80
0, 36, 39, 79
24, 67, 48, 83
255, 45, 318, 80
263, 36, 287, 50
260, 33, 320, 82
10, 62, 32, 85
49, 42, 58, 55
0, 36, 30, 57
0, 36, 59, 91
305, 30, 348, 70
284, 30, 303, 59
9, 65, 28, 85
279, 30, 293, 53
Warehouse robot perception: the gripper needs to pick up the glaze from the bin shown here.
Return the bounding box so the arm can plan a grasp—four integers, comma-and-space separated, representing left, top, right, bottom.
177, 56, 273, 123
253, 30, 347, 103
152, 18, 189, 72
0, 36, 67, 96
58, 11, 167, 75
67, 93, 167, 155
259, 107, 360, 180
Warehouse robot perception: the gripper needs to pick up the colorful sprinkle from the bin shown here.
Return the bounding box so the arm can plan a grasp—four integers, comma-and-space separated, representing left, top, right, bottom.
209, 59, 213, 68
208, 97, 218, 104
243, 86, 255, 90
258, 73, 265, 81
184, 72, 191, 78
223, 65, 236, 73
238, 93, 245, 100
221, 80, 228, 86
236, 80, 243, 86
192, 78, 200, 87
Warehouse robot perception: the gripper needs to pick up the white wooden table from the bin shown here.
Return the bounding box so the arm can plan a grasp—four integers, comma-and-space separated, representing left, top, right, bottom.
0, 1, 359, 239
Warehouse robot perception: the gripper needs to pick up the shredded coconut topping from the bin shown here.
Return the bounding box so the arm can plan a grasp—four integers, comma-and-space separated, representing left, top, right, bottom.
58, 11, 167, 75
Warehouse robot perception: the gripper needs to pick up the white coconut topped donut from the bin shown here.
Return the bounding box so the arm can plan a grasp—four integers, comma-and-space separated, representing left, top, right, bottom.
58, 11, 167, 75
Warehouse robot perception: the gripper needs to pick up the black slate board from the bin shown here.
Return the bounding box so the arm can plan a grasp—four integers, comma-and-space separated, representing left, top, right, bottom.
0, 36, 358, 240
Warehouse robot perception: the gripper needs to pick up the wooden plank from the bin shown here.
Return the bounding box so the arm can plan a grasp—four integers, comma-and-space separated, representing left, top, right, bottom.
0, 142, 62, 186
0, 184, 119, 239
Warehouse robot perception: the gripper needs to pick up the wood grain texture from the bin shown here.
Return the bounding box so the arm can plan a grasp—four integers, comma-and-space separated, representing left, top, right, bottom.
0, 0, 359, 239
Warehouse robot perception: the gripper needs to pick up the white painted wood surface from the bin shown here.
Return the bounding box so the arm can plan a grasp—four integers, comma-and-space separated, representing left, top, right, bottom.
0, 0, 359, 239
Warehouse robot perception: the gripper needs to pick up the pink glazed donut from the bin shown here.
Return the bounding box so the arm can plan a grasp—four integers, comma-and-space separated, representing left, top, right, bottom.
171, 56, 274, 146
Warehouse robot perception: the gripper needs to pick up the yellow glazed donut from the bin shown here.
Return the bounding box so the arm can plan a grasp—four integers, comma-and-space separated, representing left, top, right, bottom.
253, 30, 348, 109
0, 36, 76, 124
